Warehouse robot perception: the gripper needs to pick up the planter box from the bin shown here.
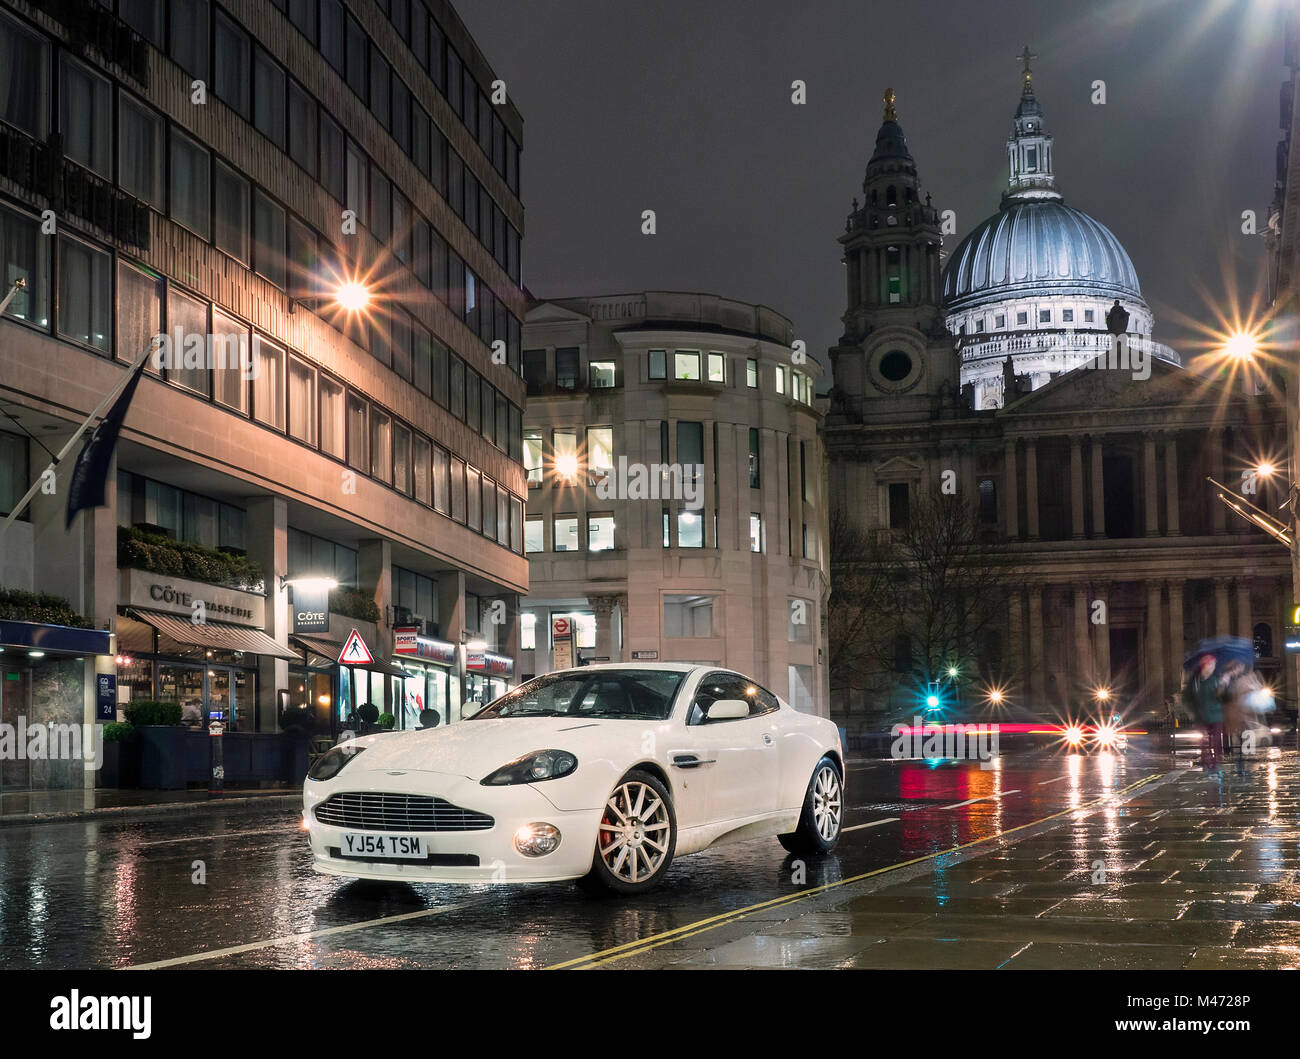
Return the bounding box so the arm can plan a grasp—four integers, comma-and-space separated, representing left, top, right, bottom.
137, 727, 308, 788
97, 739, 141, 788
137, 726, 196, 789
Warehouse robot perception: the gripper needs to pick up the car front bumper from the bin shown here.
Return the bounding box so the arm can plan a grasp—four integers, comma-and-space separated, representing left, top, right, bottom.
303, 770, 605, 884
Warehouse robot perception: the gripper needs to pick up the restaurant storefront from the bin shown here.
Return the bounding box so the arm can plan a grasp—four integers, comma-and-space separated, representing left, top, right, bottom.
116, 572, 298, 731
465, 648, 514, 715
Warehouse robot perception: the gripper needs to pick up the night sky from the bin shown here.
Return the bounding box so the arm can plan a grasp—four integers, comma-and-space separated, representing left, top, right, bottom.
460, 0, 1284, 377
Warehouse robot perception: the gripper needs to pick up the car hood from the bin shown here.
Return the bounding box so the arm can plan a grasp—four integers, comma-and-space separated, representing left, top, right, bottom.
342, 718, 638, 781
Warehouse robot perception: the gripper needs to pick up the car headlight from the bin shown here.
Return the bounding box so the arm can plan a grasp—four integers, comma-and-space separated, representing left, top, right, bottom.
307, 744, 366, 782
480, 749, 577, 785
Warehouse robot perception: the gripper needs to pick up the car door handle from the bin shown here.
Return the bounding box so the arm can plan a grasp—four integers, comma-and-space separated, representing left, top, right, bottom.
671, 754, 716, 769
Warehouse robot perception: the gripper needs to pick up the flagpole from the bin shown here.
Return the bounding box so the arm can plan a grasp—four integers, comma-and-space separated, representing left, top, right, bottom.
0, 334, 161, 537
0, 277, 26, 318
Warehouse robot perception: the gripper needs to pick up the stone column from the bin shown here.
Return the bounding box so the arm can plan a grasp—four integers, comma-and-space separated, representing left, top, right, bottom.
1164, 434, 1181, 536
1167, 580, 1185, 695
436, 570, 466, 714
1090, 435, 1106, 538
1093, 582, 1111, 681
1070, 436, 1085, 539
245, 495, 289, 733
1143, 433, 1159, 536
1003, 439, 1019, 540
1146, 581, 1165, 706
1072, 583, 1092, 685
1008, 588, 1025, 694
1236, 578, 1252, 640
1028, 585, 1046, 705
589, 594, 617, 663
1211, 432, 1227, 534
1213, 577, 1231, 634
1025, 440, 1039, 540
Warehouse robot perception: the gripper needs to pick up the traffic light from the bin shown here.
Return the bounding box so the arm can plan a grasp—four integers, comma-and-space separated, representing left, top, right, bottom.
924, 681, 941, 713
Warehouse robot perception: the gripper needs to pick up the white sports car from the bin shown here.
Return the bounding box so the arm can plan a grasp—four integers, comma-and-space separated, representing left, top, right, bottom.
303, 664, 844, 893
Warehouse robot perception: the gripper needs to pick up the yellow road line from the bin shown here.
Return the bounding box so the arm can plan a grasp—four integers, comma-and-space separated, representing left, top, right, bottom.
548, 770, 1167, 969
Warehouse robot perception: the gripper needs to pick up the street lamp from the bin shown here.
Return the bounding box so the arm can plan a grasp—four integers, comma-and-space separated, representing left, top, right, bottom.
335, 280, 371, 313
280, 575, 340, 592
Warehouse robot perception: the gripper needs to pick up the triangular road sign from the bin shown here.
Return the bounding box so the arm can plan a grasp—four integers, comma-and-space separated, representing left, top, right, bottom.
338, 628, 374, 666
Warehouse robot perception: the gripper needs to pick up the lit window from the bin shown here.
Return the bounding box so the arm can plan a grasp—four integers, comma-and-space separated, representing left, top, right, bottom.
525, 518, 543, 553
523, 432, 543, 484
648, 349, 667, 379
776, 366, 787, 394
708, 353, 725, 382
521, 613, 537, 650
675, 351, 701, 380
554, 516, 579, 551
746, 358, 759, 387
589, 361, 616, 388
749, 514, 763, 553
588, 514, 615, 552
677, 509, 704, 548
664, 595, 714, 638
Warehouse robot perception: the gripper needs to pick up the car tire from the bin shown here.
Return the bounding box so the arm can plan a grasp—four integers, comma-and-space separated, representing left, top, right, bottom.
585, 770, 677, 894
778, 756, 843, 856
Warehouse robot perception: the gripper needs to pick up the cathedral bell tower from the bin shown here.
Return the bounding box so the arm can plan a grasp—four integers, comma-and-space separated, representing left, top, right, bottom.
829, 89, 955, 424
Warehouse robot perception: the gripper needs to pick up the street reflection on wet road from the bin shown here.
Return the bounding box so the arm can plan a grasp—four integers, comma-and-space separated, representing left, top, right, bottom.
0, 746, 1170, 969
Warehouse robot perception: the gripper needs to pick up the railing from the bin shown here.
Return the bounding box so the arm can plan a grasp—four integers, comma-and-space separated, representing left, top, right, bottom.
956, 329, 1179, 366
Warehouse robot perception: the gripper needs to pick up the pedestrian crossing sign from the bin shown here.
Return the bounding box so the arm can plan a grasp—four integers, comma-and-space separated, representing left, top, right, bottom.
339, 629, 374, 665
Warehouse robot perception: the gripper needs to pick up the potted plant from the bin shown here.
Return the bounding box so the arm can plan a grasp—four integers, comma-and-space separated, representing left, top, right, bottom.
97, 722, 140, 788
125, 700, 188, 789
377, 712, 396, 731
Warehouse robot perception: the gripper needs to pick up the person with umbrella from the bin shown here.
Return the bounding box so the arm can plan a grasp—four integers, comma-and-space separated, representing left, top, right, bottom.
1181, 637, 1255, 771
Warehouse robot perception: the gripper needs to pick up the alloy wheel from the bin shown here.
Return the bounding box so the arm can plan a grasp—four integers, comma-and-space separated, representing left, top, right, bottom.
812, 765, 842, 841
598, 780, 671, 884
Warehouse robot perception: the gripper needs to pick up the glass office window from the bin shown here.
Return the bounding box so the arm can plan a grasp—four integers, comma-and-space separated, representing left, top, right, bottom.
118, 95, 163, 209
115, 259, 161, 365
57, 236, 110, 352
211, 309, 249, 413
253, 337, 286, 431
320, 376, 345, 459
213, 160, 250, 263
166, 287, 209, 396
0, 9, 50, 138
253, 191, 287, 289
213, 11, 251, 118
254, 47, 286, 148
60, 55, 111, 177
288, 356, 316, 445
169, 128, 210, 239
554, 516, 578, 551
370, 409, 392, 484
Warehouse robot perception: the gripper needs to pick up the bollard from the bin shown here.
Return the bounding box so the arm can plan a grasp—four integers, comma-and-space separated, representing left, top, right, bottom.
208, 719, 225, 797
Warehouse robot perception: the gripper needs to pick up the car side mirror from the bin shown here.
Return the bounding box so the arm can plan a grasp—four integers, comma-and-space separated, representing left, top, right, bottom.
705, 699, 749, 721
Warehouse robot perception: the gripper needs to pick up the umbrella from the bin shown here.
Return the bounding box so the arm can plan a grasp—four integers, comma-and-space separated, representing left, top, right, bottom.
1182, 635, 1255, 671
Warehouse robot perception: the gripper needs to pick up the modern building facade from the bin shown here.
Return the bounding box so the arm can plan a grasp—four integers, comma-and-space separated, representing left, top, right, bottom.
0, 0, 527, 788
827, 78, 1291, 735
519, 292, 830, 716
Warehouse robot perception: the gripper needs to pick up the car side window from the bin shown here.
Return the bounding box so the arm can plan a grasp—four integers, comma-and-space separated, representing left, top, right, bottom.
688, 673, 777, 725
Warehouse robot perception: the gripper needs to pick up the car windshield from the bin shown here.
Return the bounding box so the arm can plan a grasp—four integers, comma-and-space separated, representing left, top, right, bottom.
469, 670, 687, 721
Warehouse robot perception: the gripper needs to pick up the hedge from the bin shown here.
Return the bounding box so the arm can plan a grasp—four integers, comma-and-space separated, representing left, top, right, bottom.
118, 526, 263, 591
0, 588, 93, 628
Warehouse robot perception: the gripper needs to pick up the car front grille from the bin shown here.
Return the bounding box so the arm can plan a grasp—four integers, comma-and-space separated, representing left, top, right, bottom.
314, 792, 495, 833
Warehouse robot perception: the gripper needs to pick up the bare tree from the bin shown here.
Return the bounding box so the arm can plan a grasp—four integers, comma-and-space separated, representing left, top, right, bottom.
829, 491, 1016, 711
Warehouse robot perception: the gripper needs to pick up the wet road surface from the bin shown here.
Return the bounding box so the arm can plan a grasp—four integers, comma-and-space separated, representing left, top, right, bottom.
0, 745, 1178, 969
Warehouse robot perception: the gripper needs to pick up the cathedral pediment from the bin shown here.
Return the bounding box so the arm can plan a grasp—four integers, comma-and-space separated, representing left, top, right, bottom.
998, 357, 1216, 414
524, 302, 592, 324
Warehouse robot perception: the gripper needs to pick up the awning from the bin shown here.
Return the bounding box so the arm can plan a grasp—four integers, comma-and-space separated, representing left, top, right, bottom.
130, 609, 300, 661
290, 635, 412, 677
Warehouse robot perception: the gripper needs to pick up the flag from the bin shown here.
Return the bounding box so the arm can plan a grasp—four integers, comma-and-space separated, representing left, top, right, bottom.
64, 364, 147, 527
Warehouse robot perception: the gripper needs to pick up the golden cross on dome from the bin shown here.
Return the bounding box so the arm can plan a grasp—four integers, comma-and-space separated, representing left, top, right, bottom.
883, 87, 897, 122
1018, 44, 1037, 83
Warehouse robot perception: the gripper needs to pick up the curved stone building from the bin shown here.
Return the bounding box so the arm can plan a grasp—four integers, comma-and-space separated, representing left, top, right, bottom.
520, 292, 830, 716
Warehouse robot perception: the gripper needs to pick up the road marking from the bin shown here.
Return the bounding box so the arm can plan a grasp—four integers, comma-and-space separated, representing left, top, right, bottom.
938, 790, 1020, 810
548, 771, 1169, 970
124, 896, 493, 970
1037, 776, 1070, 786
842, 817, 900, 832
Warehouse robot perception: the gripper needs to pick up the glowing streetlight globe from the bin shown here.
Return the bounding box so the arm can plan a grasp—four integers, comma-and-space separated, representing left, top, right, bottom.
336, 281, 371, 312
1095, 687, 1111, 702
1222, 331, 1258, 361
554, 452, 580, 482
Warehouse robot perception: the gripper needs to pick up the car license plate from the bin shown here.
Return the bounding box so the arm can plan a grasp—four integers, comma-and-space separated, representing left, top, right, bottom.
340, 833, 426, 859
